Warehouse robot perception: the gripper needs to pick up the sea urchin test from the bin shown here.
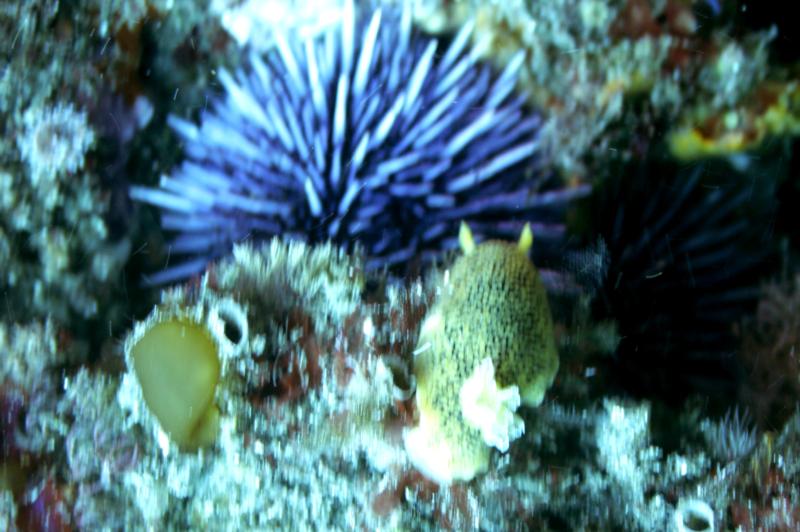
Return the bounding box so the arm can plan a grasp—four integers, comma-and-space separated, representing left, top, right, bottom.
131, 319, 221, 449
403, 222, 559, 484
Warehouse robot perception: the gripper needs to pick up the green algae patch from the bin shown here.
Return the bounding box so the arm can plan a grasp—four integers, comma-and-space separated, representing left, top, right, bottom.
131, 319, 221, 449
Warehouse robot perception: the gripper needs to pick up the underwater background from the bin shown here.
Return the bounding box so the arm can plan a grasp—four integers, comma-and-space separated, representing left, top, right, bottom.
1, 0, 799, 529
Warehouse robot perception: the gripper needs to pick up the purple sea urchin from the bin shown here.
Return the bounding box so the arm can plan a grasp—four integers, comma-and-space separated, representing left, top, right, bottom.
587, 156, 776, 406
131, 1, 586, 285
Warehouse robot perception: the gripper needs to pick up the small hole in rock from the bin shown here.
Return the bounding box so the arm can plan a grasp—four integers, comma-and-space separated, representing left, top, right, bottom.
382, 356, 415, 400
390, 364, 411, 392
223, 315, 242, 344
683, 511, 710, 531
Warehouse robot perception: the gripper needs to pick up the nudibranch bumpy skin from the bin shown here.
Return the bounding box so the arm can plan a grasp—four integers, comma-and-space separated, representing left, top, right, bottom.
403, 222, 559, 484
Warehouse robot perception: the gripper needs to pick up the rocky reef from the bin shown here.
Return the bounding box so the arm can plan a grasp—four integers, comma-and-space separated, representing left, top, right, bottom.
2, 0, 800, 530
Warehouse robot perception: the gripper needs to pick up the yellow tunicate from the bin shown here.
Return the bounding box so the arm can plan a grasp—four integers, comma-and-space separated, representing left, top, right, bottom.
131, 319, 221, 449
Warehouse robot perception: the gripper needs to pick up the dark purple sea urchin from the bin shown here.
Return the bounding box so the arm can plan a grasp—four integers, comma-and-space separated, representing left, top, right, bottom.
131, 1, 586, 284
588, 157, 776, 406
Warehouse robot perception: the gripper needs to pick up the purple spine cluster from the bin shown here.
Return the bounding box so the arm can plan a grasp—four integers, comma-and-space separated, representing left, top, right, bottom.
131, 1, 586, 284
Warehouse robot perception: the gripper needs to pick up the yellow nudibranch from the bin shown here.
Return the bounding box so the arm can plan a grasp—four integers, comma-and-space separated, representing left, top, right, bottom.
403, 222, 559, 484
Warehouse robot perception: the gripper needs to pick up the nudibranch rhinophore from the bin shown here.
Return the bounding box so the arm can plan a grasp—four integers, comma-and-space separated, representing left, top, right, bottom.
403, 222, 559, 484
